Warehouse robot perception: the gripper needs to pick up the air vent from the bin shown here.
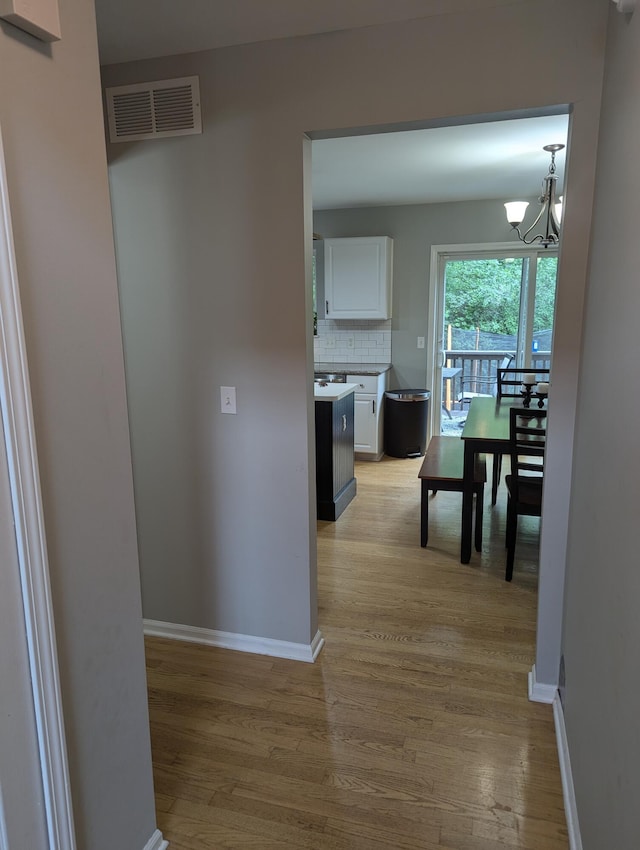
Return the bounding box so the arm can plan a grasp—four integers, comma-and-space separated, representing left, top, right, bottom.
105, 76, 202, 143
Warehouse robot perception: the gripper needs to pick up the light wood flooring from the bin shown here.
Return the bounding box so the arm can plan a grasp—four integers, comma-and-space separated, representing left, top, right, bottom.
146, 455, 567, 849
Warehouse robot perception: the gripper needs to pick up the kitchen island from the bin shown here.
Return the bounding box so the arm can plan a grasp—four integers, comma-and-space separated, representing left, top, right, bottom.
314, 364, 390, 460
314, 382, 358, 520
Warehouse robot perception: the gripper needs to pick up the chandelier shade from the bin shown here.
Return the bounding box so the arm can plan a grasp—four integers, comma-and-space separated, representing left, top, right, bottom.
504, 201, 529, 227
505, 143, 564, 248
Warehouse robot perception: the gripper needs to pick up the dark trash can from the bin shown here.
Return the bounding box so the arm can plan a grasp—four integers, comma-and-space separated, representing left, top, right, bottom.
384, 390, 431, 458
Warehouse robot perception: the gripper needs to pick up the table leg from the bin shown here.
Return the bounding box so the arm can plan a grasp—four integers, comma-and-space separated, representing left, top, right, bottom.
420, 480, 428, 547
461, 440, 475, 563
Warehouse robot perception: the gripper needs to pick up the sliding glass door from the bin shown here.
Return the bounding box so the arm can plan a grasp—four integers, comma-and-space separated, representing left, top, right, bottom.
434, 248, 557, 435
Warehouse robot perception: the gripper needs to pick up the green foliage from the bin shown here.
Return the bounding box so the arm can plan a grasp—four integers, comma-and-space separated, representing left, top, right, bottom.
444, 257, 557, 337
533, 256, 557, 333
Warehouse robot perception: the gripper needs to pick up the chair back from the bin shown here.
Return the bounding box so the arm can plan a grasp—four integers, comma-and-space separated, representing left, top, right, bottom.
508, 408, 547, 501
498, 367, 550, 399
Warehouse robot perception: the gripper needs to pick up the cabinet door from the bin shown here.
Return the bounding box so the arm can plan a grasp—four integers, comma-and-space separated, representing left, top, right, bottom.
324, 237, 392, 319
353, 393, 378, 453
332, 394, 355, 495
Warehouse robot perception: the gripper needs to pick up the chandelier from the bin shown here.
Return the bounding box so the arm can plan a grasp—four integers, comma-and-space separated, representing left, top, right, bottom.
504, 143, 565, 248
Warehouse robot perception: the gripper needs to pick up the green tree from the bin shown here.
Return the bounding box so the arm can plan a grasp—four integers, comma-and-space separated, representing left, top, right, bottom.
444, 257, 557, 337
533, 256, 557, 333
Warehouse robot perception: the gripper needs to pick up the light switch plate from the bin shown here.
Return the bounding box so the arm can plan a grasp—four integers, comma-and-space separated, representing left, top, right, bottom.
0, 0, 61, 42
220, 386, 237, 414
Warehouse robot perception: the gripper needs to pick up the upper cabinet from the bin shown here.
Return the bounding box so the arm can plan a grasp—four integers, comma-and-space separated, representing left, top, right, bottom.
324, 236, 393, 320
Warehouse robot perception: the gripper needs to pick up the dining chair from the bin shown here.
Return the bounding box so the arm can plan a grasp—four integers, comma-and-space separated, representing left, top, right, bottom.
504, 408, 547, 581
490, 366, 550, 505
457, 354, 514, 407
497, 367, 551, 399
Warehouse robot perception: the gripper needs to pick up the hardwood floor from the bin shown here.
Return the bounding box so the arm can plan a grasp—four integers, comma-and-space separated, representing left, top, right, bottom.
146, 455, 566, 849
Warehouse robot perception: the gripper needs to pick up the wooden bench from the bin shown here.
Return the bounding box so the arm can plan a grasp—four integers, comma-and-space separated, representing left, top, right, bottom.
418, 436, 486, 551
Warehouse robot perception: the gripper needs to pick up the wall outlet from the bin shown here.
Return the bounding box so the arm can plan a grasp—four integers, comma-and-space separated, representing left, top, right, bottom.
417, 336, 425, 349
220, 386, 237, 414
346, 336, 355, 349
325, 336, 336, 349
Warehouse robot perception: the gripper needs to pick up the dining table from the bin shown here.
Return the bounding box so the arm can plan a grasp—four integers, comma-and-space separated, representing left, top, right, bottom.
459, 396, 547, 563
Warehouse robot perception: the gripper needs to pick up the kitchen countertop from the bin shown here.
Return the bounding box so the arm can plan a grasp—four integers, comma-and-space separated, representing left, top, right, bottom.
313, 382, 359, 402
314, 362, 391, 376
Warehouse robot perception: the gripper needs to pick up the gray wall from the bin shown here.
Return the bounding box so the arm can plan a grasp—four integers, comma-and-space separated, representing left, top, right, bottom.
314, 199, 536, 389
562, 8, 640, 848
0, 1, 157, 848
102, 1, 607, 681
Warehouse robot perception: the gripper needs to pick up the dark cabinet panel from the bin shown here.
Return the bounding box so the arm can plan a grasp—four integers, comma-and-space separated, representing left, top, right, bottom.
315, 393, 356, 521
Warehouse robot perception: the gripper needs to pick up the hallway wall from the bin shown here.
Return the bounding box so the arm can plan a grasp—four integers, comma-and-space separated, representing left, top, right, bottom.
0, 1, 158, 846
103, 0, 607, 685
561, 7, 640, 848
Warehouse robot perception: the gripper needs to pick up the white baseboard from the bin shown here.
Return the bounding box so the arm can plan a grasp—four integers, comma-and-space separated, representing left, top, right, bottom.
144, 619, 325, 663
143, 828, 168, 850
553, 694, 582, 850
528, 664, 558, 704
528, 666, 582, 850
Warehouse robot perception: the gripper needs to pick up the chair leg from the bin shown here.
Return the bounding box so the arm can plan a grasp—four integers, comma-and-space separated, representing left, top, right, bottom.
420, 480, 429, 547
491, 453, 502, 505
474, 484, 484, 552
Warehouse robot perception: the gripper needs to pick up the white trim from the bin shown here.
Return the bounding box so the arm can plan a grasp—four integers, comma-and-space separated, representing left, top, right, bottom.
429, 240, 549, 258
0, 129, 76, 846
142, 828, 169, 850
144, 619, 325, 663
528, 664, 558, 704
553, 694, 583, 850
0, 783, 8, 850
528, 667, 582, 850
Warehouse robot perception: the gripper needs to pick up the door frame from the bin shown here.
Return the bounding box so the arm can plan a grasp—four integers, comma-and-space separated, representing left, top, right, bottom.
0, 126, 76, 848
427, 241, 557, 438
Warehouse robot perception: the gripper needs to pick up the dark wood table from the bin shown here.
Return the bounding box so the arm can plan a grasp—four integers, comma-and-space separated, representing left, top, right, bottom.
459, 396, 547, 563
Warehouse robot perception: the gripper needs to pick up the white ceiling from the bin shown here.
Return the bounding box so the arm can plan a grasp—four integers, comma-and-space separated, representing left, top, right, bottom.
312, 115, 568, 209
94, 0, 568, 210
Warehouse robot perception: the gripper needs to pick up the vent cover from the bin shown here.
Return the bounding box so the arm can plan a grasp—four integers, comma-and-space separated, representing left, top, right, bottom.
105, 76, 202, 143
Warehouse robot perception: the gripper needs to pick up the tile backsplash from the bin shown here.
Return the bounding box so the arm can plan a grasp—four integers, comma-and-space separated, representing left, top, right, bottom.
314, 319, 392, 363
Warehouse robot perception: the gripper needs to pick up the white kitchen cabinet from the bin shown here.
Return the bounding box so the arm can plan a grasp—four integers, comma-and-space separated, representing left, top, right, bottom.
347, 372, 388, 460
324, 237, 393, 320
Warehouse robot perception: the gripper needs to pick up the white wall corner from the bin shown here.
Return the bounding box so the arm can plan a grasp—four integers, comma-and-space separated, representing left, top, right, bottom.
144, 620, 325, 663
528, 664, 558, 704
611, 0, 636, 13
142, 828, 168, 850
553, 695, 583, 850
